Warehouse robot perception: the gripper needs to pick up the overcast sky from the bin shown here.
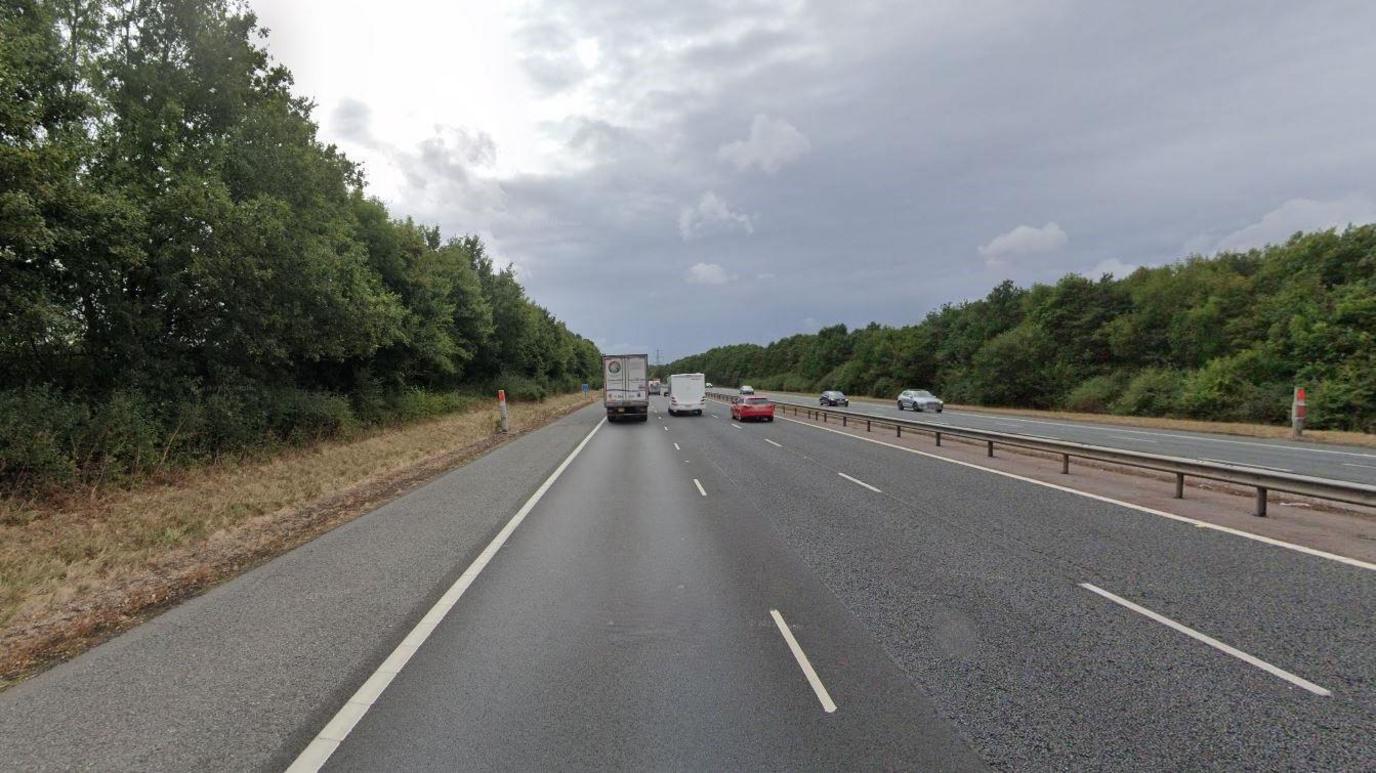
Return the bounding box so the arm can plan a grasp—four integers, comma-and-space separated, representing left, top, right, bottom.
250, 0, 1376, 361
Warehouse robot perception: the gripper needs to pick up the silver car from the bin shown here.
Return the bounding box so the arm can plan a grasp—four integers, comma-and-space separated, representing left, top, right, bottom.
897, 389, 944, 412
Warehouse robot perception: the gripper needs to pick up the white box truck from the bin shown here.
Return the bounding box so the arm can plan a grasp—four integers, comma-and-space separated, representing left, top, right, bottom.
667, 373, 705, 416
603, 354, 650, 422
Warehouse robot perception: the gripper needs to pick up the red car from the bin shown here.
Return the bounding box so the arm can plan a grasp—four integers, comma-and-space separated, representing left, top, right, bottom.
731, 395, 775, 422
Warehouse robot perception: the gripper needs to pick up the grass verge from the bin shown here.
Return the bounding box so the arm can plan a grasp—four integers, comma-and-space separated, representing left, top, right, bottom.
0, 391, 595, 689
762, 390, 1376, 448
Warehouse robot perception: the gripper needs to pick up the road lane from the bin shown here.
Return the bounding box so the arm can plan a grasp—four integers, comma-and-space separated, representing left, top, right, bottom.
323, 397, 986, 771
0, 406, 620, 773
757, 391, 1376, 484
693, 398, 1376, 770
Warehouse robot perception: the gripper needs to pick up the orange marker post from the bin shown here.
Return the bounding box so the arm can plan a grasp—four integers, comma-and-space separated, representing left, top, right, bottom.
1292, 386, 1306, 438
498, 389, 509, 433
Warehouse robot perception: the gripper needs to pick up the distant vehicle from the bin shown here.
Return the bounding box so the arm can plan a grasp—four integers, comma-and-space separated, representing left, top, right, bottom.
738, 385, 755, 395
820, 390, 848, 406
897, 389, 944, 412
648, 379, 662, 396
705, 382, 713, 388
731, 395, 775, 422
603, 354, 650, 422
667, 373, 705, 416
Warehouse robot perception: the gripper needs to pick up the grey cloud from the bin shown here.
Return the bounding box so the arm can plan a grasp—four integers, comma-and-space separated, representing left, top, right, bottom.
685, 262, 733, 284
718, 114, 811, 174
515, 18, 589, 94
557, 117, 647, 162
1210, 196, 1376, 253
330, 97, 377, 147
980, 223, 1069, 268
679, 192, 755, 240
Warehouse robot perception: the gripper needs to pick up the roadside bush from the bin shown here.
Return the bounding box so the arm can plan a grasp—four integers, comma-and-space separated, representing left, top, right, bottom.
822, 361, 866, 395
0, 388, 83, 486
1062, 374, 1125, 413
190, 388, 272, 456
85, 391, 163, 481
380, 389, 478, 424
265, 390, 357, 443
870, 377, 900, 399
966, 325, 1065, 407
1308, 364, 1376, 432
492, 374, 547, 402
1111, 369, 1185, 416
0, 383, 528, 495
1178, 353, 1289, 423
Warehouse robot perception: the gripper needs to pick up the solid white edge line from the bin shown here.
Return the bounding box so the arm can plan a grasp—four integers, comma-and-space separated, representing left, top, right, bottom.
1080, 583, 1331, 696
693, 478, 707, 496
765, 439, 783, 448
1202, 458, 1293, 473
837, 471, 881, 493
769, 609, 837, 713
776, 414, 1376, 572
285, 417, 608, 773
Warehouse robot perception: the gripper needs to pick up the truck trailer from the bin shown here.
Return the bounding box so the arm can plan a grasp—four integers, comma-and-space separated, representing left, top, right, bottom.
603, 354, 650, 422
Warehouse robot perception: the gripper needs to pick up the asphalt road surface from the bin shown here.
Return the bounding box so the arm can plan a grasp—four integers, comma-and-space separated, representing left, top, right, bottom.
758, 390, 1376, 484
3, 397, 1373, 771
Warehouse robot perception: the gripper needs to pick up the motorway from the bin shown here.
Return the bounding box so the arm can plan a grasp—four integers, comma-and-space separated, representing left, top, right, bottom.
758, 390, 1376, 484
318, 397, 1374, 770
2, 396, 1374, 771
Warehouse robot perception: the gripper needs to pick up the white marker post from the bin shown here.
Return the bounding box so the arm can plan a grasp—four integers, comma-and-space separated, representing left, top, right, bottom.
1291, 386, 1306, 438
498, 389, 509, 433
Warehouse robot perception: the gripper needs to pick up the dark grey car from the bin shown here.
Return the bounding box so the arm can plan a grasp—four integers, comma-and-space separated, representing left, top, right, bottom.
820, 390, 849, 406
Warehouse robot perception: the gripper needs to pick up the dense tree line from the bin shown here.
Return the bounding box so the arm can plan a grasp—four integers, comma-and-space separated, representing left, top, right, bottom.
1, 0, 599, 490
664, 226, 1376, 432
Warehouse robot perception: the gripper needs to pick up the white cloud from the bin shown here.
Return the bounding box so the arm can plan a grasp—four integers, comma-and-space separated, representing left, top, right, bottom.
1082, 258, 1138, 278
686, 262, 733, 284
1211, 196, 1376, 253
979, 222, 1069, 267
678, 191, 755, 240
718, 114, 812, 174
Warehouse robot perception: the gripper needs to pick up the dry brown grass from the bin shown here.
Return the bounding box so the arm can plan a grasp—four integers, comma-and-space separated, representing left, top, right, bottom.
0, 392, 594, 687
765, 390, 1376, 448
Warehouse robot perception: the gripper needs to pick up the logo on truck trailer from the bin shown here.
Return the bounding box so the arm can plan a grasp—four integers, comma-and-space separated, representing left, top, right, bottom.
607, 360, 621, 374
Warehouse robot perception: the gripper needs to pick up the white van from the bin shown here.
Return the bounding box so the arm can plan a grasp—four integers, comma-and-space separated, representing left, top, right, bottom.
667, 373, 706, 416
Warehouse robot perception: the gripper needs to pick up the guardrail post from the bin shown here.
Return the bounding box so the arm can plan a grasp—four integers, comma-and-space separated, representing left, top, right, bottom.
866, 419, 871, 432
1174, 473, 1184, 498
896, 425, 902, 438
1061, 454, 1069, 474
823, 413, 827, 423
987, 440, 994, 457
842, 415, 847, 427
935, 431, 941, 446
1255, 487, 1268, 517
